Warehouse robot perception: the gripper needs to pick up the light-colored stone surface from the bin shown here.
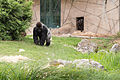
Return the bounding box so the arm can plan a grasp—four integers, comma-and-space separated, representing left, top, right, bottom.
26, 0, 40, 35
19, 49, 25, 52
0, 55, 30, 63
61, 0, 119, 35
76, 39, 98, 54
73, 59, 104, 69
48, 59, 104, 70
110, 44, 120, 53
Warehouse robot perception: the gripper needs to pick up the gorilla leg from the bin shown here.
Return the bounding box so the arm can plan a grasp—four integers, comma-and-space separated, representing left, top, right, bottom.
46, 37, 51, 46
34, 36, 39, 45
33, 28, 39, 45
46, 29, 51, 46
40, 36, 46, 46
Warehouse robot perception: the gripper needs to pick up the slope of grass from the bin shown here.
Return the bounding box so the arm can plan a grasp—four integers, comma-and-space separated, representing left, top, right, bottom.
0, 36, 120, 80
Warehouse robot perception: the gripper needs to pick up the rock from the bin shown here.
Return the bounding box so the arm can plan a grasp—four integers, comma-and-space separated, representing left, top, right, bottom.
51, 23, 76, 35
73, 59, 104, 69
110, 44, 120, 53
49, 60, 63, 66
57, 59, 72, 66
48, 59, 104, 70
0, 55, 30, 63
19, 49, 25, 52
77, 39, 98, 54
49, 59, 72, 66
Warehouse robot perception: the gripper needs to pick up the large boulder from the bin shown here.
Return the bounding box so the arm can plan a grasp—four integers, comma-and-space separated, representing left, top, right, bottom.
77, 39, 98, 54
110, 44, 120, 53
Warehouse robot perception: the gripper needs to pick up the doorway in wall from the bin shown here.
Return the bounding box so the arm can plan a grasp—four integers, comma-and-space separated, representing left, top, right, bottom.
76, 17, 84, 32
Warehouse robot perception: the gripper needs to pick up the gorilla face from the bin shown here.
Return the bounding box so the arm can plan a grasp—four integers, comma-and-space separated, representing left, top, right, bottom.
36, 22, 43, 29
36, 22, 43, 33
37, 27, 42, 33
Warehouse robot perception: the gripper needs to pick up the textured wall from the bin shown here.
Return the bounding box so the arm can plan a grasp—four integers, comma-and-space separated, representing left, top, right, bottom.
28, 0, 119, 35
61, 0, 119, 35
27, 0, 40, 35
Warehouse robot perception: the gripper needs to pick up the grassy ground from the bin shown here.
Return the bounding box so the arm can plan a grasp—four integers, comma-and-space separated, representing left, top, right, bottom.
0, 36, 120, 80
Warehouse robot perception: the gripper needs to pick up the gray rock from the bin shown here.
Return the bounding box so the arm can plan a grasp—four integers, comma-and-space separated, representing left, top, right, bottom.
57, 59, 72, 66
49, 59, 72, 66
49, 59, 104, 70
77, 39, 98, 54
73, 59, 104, 69
110, 44, 120, 53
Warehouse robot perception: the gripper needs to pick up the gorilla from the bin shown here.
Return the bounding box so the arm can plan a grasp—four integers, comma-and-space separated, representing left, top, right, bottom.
33, 22, 51, 46
77, 18, 84, 32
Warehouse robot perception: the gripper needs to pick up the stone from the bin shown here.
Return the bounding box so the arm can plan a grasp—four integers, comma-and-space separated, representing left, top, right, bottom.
49, 59, 72, 66
77, 39, 98, 54
57, 59, 72, 66
49, 60, 63, 66
0, 55, 30, 63
19, 49, 25, 52
110, 44, 120, 53
73, 59, 104, 69
48, 59, 104, 70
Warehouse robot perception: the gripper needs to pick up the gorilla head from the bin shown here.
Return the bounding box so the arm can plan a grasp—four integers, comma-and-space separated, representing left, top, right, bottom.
36, 22, 43, 33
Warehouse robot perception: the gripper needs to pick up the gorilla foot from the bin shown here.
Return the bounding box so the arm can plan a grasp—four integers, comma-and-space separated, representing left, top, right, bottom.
46, 42, 50, 46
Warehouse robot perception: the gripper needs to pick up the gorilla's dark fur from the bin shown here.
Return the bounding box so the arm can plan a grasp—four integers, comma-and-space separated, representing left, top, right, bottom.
33, 22, 51, 46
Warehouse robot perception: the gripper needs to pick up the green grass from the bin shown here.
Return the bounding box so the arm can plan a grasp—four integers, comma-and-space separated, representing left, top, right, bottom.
0, 36, 120, 80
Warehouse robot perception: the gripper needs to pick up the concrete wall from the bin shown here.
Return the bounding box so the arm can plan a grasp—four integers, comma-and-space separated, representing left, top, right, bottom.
27, 0, 40, 35
28, 0, 119, 35
61, 0, 119, 35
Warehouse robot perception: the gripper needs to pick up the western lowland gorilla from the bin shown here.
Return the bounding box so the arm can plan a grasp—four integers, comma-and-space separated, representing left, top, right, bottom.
77, 17, 84, 32
33, 22, 51, 46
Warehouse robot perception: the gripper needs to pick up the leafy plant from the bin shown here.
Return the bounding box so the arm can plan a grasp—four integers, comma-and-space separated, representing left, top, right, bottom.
0, 0, 33, 40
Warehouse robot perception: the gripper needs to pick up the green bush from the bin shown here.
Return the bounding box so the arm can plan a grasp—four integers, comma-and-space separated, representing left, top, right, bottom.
0, 0, 33, 40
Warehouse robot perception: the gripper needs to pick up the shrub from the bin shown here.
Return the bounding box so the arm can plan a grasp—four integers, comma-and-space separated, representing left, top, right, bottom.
0, 0, 33, 40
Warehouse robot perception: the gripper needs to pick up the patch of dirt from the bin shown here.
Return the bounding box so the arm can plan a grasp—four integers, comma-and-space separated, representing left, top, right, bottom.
51, 23, 76, 35
0, 55, 30, 63
114, 38, 120, 44
52, 29, 112, 38
71, 31, 111, 37
27, 22, 112, 38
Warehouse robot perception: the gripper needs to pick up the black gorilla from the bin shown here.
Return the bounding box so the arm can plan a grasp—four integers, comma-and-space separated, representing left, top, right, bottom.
33, 22, 51, 46
77, 18, 84, 32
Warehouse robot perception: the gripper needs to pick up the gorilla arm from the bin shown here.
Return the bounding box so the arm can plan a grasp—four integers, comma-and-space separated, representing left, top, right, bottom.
33, 27, 39, 45
40, 27, 48, 46
46, 29, 51, 46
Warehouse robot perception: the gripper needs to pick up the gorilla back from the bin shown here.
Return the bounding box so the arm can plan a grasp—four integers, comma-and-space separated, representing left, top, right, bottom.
33, 22, 51, 46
